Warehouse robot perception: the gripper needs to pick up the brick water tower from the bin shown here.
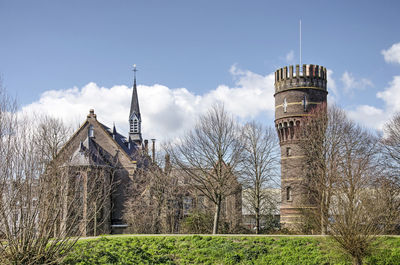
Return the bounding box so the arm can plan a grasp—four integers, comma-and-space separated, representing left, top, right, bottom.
274, 64, 328, 229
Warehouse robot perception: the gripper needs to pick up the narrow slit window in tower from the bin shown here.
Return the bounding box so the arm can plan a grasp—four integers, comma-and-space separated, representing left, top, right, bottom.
286, 147, 291, 156
302, 95, 307, 112
283, 98, 288, 113
286, 186, 292, 201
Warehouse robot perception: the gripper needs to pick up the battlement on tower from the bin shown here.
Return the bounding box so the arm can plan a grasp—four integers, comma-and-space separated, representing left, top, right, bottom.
274, 64, 327, 93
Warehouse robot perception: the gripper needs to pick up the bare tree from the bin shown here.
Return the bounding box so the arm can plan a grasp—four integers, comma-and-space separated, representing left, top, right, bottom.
34, 115, 72, 163
124, 154, 183, 234
382, 112, 400, 173
168, 104, 243, 234
379, 112, 400, 233
328, 121, 381, 265
300, 104, 387, 265
0, 87, 112, 264
241, 121, 279, 234
299, 104, 346, 234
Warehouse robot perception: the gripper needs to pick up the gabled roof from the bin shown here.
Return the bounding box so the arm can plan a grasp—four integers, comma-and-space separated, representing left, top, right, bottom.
57, 110, 138, 166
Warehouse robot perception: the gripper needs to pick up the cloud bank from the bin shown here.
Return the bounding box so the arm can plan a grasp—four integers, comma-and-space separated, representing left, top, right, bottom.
21, 66, 276, 142
22, 41, 400, 143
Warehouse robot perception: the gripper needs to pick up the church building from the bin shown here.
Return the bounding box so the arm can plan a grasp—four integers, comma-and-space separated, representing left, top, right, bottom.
56, 65, 150, 235
57, 66, 242, 235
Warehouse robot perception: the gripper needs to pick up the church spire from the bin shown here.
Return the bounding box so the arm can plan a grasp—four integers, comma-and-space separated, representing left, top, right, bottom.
129, 64, 142, 144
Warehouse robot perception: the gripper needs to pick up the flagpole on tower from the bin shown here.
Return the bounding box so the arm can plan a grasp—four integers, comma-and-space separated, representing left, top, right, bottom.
300, 19, 302, 67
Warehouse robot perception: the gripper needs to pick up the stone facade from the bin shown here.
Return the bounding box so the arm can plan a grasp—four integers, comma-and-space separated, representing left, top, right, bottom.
56, 109, 142, 234
274, 64, 328, 229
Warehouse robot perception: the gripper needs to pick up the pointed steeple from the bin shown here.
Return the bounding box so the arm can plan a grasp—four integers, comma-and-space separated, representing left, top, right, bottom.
130, 65, 141, 119
129, 64, 142, 144
112, 122, 117, 139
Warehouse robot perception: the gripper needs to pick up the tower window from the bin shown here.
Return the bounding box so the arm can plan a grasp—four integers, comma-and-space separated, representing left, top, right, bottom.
286, 147, 291, 156
286, 186, 292, 201
283, 98, 288, 113
130, 119, 134, 133
88, 125, 94, 138
133, 119, 138, 133
130, 118, 140, 134
302, 95, 307, 112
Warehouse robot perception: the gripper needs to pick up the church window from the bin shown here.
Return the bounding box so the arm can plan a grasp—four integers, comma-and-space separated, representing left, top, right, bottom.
286, 186, 292, 201
88, 125, 94, 138
183, 196, 192, 215
133, 119, 138, 133
130, 119, 134, 133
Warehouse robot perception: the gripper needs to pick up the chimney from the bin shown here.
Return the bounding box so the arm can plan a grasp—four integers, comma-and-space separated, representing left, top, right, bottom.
151, 139, 156, 163
144, 139, 149, 154
164, 153, 171, 174
87, 109, 97, 119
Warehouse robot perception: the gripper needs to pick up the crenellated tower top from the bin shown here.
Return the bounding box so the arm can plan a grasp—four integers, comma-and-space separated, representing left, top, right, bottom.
274, 64, 327, 93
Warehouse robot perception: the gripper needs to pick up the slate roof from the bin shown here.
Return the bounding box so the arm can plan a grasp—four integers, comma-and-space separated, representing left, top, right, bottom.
70, 137, 111, 167
129, 79, 141, 120
100, 122, 148, 167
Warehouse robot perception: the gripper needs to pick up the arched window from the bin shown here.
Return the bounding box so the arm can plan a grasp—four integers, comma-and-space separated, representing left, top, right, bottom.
130, 119, 134, 133
289, 121, 294, 139
133, 119, 138, 133
286, 186, 292, 201
88, 125, 94, 138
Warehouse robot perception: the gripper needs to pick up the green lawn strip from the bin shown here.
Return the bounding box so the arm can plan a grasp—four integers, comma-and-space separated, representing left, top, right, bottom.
63, 235, 400, 265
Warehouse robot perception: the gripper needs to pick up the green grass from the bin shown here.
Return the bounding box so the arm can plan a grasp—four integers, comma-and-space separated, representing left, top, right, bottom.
63, 235, 400, 265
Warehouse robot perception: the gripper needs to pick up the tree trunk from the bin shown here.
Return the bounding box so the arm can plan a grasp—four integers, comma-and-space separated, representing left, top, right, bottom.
81, 171, 88, 237
352, 255, 363, 265
320, 194, 327, 235
255, 187, 260, 234
255, 210, 260, 234
320, 210, 326, 235
213, 196, 222, 234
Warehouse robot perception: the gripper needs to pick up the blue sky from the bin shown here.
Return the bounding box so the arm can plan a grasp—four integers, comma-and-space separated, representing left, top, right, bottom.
1, 0, 400, 141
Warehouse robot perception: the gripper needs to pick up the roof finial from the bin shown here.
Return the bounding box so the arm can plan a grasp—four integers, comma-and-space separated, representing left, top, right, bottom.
133, 64, 138, 85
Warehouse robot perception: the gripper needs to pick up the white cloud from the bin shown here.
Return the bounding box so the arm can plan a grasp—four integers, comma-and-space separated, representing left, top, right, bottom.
326, 69, 338, 104
340, 71, 373, 95
21, 66, 276, 142
347, 105, 386, 130
376, 75, 400, 112
346, 75, 400, 130
344, 42, 400, 130
285, 50, 294, 63
382, 42, 400, 64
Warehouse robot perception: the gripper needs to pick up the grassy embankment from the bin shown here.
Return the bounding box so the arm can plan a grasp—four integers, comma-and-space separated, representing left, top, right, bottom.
63, 235, 400, 265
